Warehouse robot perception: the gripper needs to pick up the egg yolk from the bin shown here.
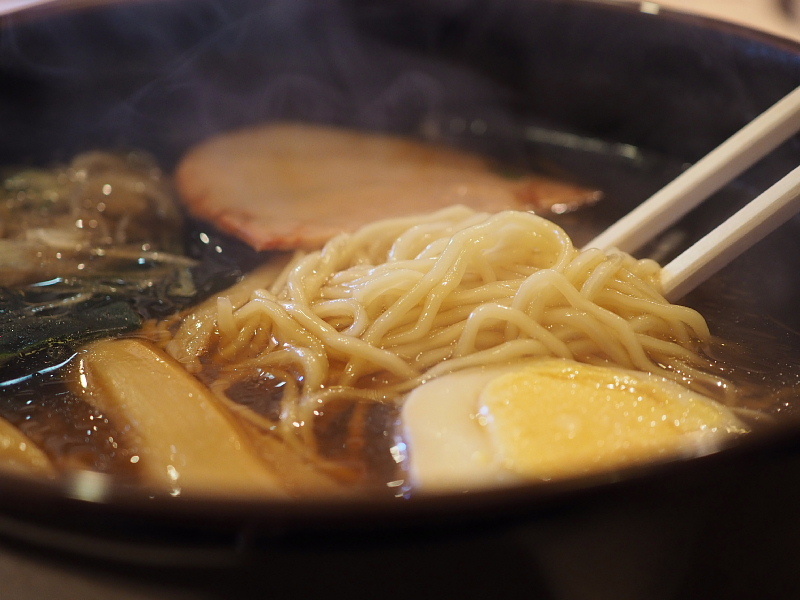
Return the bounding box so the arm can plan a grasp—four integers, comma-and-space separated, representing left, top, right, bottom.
478, 360, 747, 481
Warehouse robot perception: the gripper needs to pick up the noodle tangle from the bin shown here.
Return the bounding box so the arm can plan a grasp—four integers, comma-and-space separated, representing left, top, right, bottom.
163, 206, 722, 448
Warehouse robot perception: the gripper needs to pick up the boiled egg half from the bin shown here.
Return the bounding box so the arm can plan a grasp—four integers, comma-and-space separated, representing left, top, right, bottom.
400, 358, 747, 493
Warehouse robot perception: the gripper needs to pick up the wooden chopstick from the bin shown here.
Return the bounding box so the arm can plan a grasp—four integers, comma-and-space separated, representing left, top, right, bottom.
660, 164, 800, 301
584, 86, 800, 253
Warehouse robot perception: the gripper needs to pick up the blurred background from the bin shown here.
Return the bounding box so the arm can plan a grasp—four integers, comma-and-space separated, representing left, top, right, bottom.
615, 0, 800, 41
2, 0, 800, 41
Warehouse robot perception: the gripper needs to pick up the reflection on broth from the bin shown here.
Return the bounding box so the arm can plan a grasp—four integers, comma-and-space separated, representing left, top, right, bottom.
0, 128, 797, 499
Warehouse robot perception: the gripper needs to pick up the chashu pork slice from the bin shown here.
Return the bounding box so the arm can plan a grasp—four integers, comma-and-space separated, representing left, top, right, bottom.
176, 122, 600, 251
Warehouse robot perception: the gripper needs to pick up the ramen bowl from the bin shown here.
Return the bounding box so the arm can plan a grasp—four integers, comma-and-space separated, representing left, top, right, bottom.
0, 1, 799, 598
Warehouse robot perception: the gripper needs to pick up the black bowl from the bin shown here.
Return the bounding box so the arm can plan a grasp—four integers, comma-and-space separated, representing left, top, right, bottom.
0, 1, 799, 598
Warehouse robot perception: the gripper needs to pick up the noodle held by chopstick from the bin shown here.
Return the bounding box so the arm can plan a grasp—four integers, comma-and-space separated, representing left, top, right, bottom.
163, 206, 727, 451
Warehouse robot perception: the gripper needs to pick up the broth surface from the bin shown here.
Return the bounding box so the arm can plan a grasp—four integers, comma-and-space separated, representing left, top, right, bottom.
0, 133, 798, 499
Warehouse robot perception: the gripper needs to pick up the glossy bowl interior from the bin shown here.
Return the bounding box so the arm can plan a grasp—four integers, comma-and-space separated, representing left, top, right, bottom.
0, 0, 799, 596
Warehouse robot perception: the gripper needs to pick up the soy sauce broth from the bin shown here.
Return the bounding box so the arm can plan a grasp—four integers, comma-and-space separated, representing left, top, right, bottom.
0, 127, 798, 497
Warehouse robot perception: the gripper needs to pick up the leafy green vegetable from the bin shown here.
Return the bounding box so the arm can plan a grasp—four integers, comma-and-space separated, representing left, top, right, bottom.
0, 300, 142, 367
0, 149, 257, 384
0, 150, 196, 377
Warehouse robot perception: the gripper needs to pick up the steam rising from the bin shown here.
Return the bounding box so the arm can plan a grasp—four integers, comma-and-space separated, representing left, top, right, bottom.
1, 0, 797, 325
0, 0, 520, 167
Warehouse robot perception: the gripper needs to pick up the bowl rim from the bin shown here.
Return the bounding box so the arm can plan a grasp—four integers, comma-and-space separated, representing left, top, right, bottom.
0, 0, 798, 562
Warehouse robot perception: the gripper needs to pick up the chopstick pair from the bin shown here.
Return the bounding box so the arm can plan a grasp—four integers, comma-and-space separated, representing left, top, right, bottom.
584, 86, 800, 301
